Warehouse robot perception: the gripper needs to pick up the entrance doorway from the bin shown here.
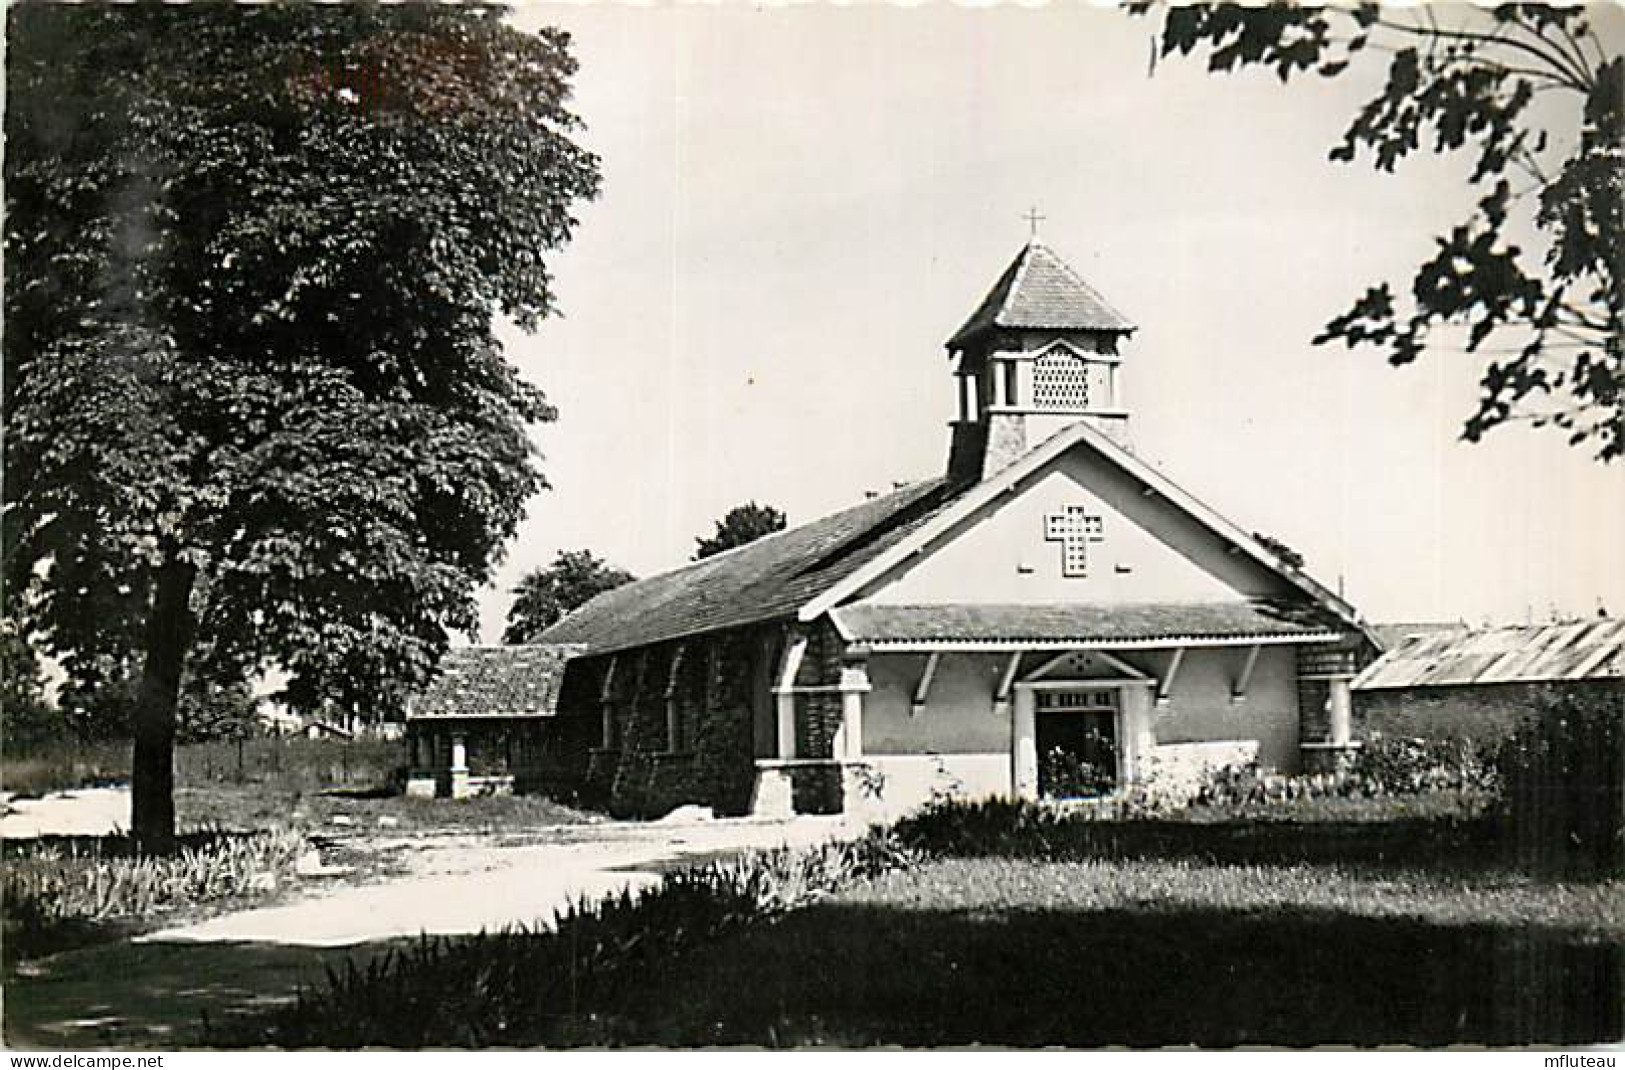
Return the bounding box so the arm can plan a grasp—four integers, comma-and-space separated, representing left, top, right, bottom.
1035, 688, 1120, 798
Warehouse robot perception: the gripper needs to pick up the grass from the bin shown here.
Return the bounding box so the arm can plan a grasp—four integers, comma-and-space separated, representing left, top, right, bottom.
601, 860, 1621, 1047
841, 856, 1625, 938
3, 740, 130, 798
3, 737, 405, 799
204, 792, 1625, 1049
175, 784, 599, 839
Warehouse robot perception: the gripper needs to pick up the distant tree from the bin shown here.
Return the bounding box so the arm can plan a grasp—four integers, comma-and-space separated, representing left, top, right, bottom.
3, 5, 599, 850
56, 668, 261, 744
1252, 531, 1306, 571
694, 502, 788, 560
1132, 3, 1622, 460
1, 620, 59, 750
504, 550, 635, 644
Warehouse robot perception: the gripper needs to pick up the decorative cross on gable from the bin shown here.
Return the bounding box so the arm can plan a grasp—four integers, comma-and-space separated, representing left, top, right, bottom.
1044, 505, 1104, 578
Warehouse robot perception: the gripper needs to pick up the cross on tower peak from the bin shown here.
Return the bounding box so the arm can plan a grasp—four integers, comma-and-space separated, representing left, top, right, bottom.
1023, 206, 1046, 240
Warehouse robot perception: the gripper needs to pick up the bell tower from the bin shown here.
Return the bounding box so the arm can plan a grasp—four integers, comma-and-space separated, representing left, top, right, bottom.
945, 237, 1136, 485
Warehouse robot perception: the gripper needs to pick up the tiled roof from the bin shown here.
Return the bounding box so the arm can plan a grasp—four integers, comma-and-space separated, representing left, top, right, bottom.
408, 643, 586, 719
539, 479, 968, 656
948, 240, 1135, 349
1353, 618, 1625, 690
832, 600, 1342, 648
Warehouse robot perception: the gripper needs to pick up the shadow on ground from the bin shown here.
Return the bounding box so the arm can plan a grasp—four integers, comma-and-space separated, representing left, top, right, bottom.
3, 938, 410, 1049
604, 901, 1624, 1048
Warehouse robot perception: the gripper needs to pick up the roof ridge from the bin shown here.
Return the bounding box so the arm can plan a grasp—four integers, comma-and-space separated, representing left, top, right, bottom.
448, 642, 587, 652
790, 476, 958, 580
995, 241, 1040, 325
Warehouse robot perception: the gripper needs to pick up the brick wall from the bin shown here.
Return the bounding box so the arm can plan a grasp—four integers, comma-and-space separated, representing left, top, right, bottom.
563, 633, 765, 818
541, 617, 864, 817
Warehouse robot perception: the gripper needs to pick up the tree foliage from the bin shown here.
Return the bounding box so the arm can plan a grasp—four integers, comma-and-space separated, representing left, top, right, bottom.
3, 3, 599, 847
503, 550, 634, 644
693, 501, 788, 560
1134, 2, 1623, 460
1, 618, 59, 750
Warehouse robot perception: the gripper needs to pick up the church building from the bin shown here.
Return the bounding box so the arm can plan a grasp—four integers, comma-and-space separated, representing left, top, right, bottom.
406, 238, 1376, 817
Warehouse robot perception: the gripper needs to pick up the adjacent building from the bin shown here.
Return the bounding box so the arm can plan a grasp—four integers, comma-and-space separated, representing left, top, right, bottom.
1352, 617, 1625, 745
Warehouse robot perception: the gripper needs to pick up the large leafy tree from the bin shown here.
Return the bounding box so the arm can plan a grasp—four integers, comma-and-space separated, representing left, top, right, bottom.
503, 549, 633, 644
693, 501, 788, 560
1133, 2, 1622, 460
4, 4, 599, 849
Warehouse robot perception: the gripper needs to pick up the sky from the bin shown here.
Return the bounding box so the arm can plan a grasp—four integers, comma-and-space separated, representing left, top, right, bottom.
477, 2, 1625, 641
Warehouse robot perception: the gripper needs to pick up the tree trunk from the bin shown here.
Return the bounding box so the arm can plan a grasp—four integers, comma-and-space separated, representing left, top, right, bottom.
131, 558, 197, 854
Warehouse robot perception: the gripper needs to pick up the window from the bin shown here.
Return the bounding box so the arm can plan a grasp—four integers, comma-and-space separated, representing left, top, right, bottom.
1036, 689, 1118, 713
1002, 360, 1019, 407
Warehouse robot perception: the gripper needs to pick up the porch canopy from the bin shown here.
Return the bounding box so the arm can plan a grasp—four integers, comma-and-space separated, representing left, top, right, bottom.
830, 599, 1344, 650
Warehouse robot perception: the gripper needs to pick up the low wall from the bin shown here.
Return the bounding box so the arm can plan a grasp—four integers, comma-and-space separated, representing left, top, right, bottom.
1147, 740, 1259, 801
847, 753, 1011, 821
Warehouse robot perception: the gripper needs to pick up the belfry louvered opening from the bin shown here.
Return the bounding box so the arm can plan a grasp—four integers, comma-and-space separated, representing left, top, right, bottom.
1033, 346, 1092, 411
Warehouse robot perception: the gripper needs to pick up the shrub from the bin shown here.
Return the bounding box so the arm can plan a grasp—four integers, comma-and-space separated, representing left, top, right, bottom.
891, 794, 1498, 870
225, 829, 919, 1048
1039, 747, 1113, 799
1359, 733, 1497, 796
1190, 737, 1496, 813
1494, 684, 1624, 878
2, 828, 306, 962
1192, 763, 1366, 809
4, 828, 305, 920
892, 797, 1070, 859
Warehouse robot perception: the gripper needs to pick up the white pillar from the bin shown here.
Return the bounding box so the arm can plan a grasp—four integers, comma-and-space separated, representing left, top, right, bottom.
1012, 687, 1038, 799
776, 693, 797, 760
1120, 682, 1156, 783
1328, 677, 1353, 745
450, 734, 467, 773
839, 663, 871, 761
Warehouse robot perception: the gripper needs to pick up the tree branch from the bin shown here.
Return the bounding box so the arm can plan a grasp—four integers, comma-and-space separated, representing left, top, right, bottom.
1369, 15, 1591, 93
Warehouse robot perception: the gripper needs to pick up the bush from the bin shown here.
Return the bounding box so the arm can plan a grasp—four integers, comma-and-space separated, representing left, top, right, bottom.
891, 794, 1498, 870
2, 828, 306, 962
224, 830, 919, 1048
892, 797, 1070, 859
1039, 747, 1114, 799
1359, 733, 1497, 795
1494, 684, 1624, 878
1190, 736, 1496, 812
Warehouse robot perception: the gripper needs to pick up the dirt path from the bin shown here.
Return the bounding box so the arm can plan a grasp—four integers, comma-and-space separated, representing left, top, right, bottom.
4, 814, 859, 1049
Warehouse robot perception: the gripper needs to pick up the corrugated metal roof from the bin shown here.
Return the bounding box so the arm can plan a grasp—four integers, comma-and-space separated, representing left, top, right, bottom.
833, 600, 1341, 647
408, 643, 585, 719
1352, 618, 1625, 691
538, 479, 967, 656
948, 240, 1135, 349
1368, 621, 1468, 651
